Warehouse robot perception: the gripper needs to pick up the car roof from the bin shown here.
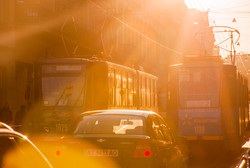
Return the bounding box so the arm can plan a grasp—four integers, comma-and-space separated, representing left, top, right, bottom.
0, 122, 14, 131
0, 128, 27, 138
81, 109, 157, 118
0, 122, 29, 139
0, 123, 53, 168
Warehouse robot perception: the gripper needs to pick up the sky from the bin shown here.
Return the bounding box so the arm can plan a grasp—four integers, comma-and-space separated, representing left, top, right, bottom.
185, 0, 250, 58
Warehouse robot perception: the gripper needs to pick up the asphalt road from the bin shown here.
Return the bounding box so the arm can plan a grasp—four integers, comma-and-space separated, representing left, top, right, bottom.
186, 128, 250, 168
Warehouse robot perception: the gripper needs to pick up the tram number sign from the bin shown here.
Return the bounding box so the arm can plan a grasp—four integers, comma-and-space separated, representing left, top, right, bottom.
194, 125, 205, 134
56, 123, 68, 133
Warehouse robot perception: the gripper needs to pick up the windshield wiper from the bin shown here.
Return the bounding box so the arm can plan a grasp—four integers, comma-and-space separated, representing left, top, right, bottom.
73, 73, 87, 107
55, 84, 73, 106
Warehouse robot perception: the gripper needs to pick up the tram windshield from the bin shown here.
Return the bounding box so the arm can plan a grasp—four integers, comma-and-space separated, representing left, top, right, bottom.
42, 76, 85, 106
179, 67, 221, 108
40, 64, 87, 106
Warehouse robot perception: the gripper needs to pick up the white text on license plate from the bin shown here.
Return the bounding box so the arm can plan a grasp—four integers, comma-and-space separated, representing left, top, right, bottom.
85, 149, 119, 157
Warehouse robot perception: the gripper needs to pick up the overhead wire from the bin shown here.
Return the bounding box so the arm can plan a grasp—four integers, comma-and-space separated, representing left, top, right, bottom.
237, 54, 249, 74
206, 7, 230, 57
86, 0, 183, 56
210, 10, 250, 14
213, 16, 250, 20
211, 11, 249, 56
206, 3, 243, 58
185, 0, 195, 9
60, 15, 96, 56
113, 17, 183, 55
185, 0, 232, 57
215, 3, 250, 11
200, 1, 250, 59
194, 0, 206, 11
60, 16, 71, 57
101, 15, 108, 57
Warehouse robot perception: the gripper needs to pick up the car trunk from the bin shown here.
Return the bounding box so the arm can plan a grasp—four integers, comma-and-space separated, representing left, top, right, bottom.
74, 134, 154, 168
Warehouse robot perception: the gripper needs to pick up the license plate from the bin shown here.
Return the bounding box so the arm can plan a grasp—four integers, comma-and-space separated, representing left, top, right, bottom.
85, 149, 119, 157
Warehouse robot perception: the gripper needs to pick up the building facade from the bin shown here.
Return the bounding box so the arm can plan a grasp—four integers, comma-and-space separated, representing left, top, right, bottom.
0, 0, 215, 122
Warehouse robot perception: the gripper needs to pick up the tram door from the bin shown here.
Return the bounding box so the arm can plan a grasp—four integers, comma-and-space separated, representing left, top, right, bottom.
16, 62, 33, 110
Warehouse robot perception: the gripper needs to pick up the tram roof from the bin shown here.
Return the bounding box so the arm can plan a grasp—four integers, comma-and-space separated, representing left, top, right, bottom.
40, 58, 158, 79
170, 62, 234, 67
169, 55, 234, 67
40, 57, 103, 63
80, 109, 156, 118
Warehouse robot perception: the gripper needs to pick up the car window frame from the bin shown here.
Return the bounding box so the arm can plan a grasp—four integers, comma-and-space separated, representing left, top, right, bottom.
150, 114, 166, 140
150, 114, 176, 145
157, 116, 175, 145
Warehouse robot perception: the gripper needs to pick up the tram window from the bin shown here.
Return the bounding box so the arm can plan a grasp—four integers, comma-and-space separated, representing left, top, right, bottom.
148, 79, 151, 107
142, 77, 146, 107
128, 73, 134, 106
144, 77, 146, 107
116, 71, 121, 88
139, 76, 142, 106
0, 67, 5, 106
0, 67, 4, 90
134, 75, 137, 106
122, 73, 127, 89
122, 72, 127, 106
115, 71, 122, 106
128, 73, 133, 90
109, 69, 115, 86
145, 77, 148, 107
154, 80, 157, 107
108, 68, 115, 106
151, 79, 154, 106
147, 78, 150, 107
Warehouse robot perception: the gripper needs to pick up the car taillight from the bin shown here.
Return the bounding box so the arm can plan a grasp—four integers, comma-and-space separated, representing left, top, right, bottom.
56, 150, 61, 156
133, 140, 151, 158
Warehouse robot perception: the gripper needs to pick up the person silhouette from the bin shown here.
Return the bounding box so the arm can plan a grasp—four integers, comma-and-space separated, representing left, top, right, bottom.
0, 102, 13, 124
15, 105, 26, 125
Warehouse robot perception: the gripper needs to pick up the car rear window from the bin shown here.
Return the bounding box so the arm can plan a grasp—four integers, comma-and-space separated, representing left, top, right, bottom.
74, 115, 145, 135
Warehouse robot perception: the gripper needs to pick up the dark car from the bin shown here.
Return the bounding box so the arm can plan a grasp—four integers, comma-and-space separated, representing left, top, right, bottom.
73, 110, 186, 168
0, 122, 53, 168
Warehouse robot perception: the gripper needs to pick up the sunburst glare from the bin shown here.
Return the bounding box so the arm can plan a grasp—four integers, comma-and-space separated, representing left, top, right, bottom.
184, 0, 235, 11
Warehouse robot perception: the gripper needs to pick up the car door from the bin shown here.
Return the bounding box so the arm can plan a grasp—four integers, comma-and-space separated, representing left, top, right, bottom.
157, 116, 184, 168
150, 114, 173, 167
